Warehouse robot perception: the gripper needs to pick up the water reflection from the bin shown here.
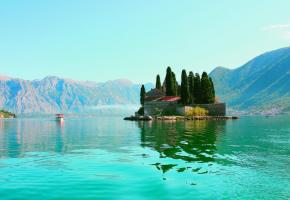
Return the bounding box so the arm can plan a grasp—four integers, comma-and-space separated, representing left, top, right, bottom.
0, 118, 140, 158
138, 120, 226, 173
0, 119, 66, 158
55, 121, 65, 153
0, 120, 22, 158
0, 117, 289, 199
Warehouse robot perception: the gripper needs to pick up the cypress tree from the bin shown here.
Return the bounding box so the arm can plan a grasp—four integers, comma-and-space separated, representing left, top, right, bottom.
165, 67, 174, 96
156, 74, 161, 89
188, 71, 194, 104
172, 72, 178, 96
200, 72, 212, 104
209, 77, 215, 103
140, 84, 146, 106
193, 73, 201, 103
180, 70, 189, 105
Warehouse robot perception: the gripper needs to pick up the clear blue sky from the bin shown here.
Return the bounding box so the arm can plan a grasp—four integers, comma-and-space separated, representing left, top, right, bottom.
0, 0, 290, 83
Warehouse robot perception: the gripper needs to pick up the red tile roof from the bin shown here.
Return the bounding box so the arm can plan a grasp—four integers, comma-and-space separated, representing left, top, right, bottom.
159, 96, 180, 102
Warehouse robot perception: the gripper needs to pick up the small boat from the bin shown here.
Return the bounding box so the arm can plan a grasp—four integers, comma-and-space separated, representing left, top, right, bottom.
56, 114, 64, 121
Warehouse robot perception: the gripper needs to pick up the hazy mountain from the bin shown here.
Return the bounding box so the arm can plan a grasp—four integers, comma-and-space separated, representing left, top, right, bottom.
2, 47, 289, 114
210, 47, 290, 113
0, 76, 153, 113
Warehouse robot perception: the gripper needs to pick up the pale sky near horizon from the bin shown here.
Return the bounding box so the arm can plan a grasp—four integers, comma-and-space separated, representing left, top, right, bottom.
0, 0, 290, 83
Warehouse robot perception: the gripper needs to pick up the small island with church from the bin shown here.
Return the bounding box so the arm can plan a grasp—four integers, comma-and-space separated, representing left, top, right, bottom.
125, 67, 238, 121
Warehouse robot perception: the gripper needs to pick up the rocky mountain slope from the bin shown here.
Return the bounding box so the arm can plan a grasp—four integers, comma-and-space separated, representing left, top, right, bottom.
210, 47, 290, 113
2, 47, 289, 114
0, 76, 152, 113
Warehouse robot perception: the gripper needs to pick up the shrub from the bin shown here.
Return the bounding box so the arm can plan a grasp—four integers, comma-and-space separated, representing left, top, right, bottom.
185, 107, 208, 116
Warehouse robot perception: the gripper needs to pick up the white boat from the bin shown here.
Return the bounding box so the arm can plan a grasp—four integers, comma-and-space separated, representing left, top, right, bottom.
56, 114, 64, 121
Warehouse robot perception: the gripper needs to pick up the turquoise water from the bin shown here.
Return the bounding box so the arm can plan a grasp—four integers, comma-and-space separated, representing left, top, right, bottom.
0, 116, 289, 200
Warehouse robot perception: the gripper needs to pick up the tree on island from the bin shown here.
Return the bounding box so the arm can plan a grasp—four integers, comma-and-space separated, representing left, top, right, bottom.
156, 75, 162, 90
188, 71, 195, 104
140, 84, 146, 106
165, 67, 175, 96
180, 70, 190, 105
209, 77, 215, 103
145, 67, 216, 106
200, 72, 215, 104
171, 72, 178, 96
193, 73, 201, 103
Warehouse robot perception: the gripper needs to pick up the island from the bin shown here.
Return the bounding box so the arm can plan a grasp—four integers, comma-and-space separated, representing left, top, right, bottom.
0, 110, 17, 119
125, 67, 238, 121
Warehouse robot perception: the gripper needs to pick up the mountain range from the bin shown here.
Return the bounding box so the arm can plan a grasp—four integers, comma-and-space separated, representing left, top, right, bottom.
210, 46, 290, 114
1, 46, 289, 114
0, 76, 152, 113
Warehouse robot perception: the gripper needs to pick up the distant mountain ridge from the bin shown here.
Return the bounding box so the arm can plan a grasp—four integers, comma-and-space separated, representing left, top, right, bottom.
0, 76, 153, 113
210, 46, 290, 113
2, 47, 289, 114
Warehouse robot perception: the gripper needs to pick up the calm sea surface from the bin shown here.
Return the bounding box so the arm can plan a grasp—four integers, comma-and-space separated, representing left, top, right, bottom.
0, 116, 289, 200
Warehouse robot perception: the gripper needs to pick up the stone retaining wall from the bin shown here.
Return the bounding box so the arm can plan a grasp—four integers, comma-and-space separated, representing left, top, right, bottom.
144, 102, 226, 116
144, 101, 178, 116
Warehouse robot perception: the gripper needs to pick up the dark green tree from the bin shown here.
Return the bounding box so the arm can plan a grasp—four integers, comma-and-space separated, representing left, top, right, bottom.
193, 73, 201, 103
200, 72, 212, 104
172, 72, 178, 96
156, 74, 162, 90
209, 77, 215, 103
165, 67, 175, 96
188, 71, 194, 104
180, 69, 189, 105
140, 84, 146, 106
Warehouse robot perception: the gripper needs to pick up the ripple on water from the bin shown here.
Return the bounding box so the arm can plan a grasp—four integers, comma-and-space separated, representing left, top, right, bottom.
0, 117, 289, 199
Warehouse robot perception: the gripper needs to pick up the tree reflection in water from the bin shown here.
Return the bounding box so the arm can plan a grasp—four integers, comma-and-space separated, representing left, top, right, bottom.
138, 120, 226, 174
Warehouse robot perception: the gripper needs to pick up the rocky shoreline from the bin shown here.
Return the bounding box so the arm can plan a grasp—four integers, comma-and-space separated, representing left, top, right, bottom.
124, 115, 153, 121
124, 115, 239, 121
